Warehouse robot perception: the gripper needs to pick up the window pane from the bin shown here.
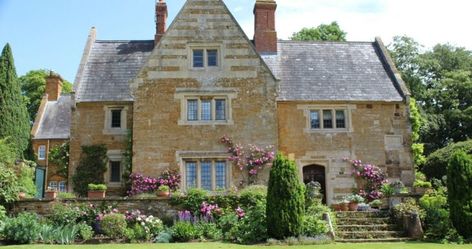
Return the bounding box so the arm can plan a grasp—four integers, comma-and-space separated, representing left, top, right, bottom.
310, 111, 320, 129
201, 100, 212, 121
58, 181, 66, 192
193, 49, 204, 68
110, 161, 121, 182
215, 161, 226, 189
207, 49, 218, 67
323, 110, 333, 128
187, 100, 198, 121
215, 99, 226, 120
38, 145, 46, 160
48, 181, 57, 191
201, 161, 212, 191
111, 110, 121, 128
186, 162, 197, 189
336, 110, 346, 128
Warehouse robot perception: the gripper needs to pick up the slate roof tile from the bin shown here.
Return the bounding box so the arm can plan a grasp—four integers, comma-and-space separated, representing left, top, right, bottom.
34, 95, 72, 140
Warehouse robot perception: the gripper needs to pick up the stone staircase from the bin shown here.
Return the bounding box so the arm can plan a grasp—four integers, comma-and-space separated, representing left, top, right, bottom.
335, 211, 413, 242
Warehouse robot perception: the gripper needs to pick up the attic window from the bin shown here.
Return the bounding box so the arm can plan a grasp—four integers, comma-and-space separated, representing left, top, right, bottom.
191, 48, 219, 69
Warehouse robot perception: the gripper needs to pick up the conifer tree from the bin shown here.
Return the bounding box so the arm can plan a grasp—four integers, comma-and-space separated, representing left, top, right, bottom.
266, 153, 305, 239
447, 151, 472, 239
0, 44, 30, 157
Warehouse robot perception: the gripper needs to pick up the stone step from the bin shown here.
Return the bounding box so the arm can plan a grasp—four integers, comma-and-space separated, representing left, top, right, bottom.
337, 231, 406, 240
337, 224, 398, 232
336, 238, 415, 243
336, 217, 393, 225
335, 211, 390, 219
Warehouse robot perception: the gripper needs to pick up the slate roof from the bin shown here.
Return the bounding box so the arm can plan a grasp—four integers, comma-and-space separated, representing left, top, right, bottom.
34, 95, 72, 140
262, 41, 404, 102
75, 40, 154, 102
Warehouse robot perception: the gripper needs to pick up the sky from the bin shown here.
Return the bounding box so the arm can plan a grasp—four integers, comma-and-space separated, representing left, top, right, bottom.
0, 0, 471, 82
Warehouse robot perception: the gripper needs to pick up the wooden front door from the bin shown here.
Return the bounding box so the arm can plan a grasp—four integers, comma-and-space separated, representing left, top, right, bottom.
303, 165, 326, 203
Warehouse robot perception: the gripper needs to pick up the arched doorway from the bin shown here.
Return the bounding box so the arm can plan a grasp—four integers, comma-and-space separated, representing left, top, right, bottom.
303, 165, 326, 203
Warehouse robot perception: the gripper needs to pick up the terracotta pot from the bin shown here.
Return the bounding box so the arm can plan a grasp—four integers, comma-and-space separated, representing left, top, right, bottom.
340, 202, 349, 211
88, 190, 106, 199
348, 202, 359, 211
157, 191, 170, 198
414, 187, 429, 195
18, 192, 26, 200
331, 203, 342, 211
45, 190, 57, 200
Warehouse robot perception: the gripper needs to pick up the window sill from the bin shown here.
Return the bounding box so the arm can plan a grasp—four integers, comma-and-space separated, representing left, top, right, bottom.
178, 120, 234, 126
304, 128, 352, 133
103, 128, 127, 135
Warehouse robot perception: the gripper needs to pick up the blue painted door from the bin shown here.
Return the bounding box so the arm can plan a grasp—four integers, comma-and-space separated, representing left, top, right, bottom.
35, 168, 46, 198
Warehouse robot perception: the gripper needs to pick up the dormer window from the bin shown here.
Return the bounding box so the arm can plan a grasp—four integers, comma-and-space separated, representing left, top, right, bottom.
191, 48, 219, 69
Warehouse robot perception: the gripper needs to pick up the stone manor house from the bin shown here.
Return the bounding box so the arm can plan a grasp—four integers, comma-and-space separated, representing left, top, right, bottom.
31, 0, 414, 203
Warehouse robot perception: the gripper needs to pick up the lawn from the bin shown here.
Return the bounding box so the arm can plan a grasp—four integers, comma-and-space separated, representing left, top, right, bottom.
4, 242, 472, 249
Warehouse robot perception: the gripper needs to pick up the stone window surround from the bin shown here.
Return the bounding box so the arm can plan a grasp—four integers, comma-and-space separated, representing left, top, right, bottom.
176, 151, 232, 191
175, 88, 236, 126
106, 150, 123, 187
103, 105, 128, 135
297, 104, 356, 133
188, 43, 223, 70
38, 145, 46, 160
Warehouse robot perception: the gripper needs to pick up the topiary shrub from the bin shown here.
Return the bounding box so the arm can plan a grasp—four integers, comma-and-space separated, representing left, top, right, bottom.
266, 153, 305, 239
100, 213, 127, 239
423, 140, 472, 180
447, 151, 472, 239
72, 145, 108, 196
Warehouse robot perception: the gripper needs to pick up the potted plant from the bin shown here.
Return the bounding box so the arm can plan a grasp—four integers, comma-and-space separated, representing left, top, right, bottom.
45, 188, 57, 200
88, 183, 107, 199
413, 180, 432, 195
156, 185, 170, 198
340, 200, 349, 211
391, 180, 405, 194
346, 194, 365, 211
369, 199, 383, 210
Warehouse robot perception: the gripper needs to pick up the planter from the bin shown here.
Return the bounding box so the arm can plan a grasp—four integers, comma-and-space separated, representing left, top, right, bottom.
88, 190, 106, 199
414, 187, 430, 195
340, 202, 349, 211
331, 203, 342, 211
156, 191, 170, 198
348, 202, 359, 211
45, 190, 57, 200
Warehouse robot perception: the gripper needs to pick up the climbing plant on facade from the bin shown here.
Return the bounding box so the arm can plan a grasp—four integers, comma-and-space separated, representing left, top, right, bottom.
345, 158, 388, 201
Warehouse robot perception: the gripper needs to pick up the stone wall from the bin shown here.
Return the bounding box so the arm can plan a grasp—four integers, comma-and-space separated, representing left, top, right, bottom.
32, 139, 68, 186
130, 0, 278, 187
277, 101, 414, 204
12, 198, 177, 220
69, 102, 133, 192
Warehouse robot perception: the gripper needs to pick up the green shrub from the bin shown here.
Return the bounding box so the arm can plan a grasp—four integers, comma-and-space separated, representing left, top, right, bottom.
267, 153, 305, 239
0, 139, 20, 204
447, 151, 472, 239
154, 230, 173, 243
171, 221, 197, 242
128, 223, 149, 241
218, 212, 239, 240
413, 180, 432, 188
57, 192, 76, 199
419, 188, 457, 241
49, 203, 81, 226
392, 198, 425, 221
77, 222, 93, 241
239, 185, 267, 208
16, 161, 36, 197
100, 213, 127, 239
228, 200, 268, 244
194, 222, 222, 240
72, 145, 108, 196
55, 225, 79, 245
180, 188, 208, 214
302, 200, 333, 237
423, 139, 472, 180
2, 212, 42, 244
88, 183, 107, 191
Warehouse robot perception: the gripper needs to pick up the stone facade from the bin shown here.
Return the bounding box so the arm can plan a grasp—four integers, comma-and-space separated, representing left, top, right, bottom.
130, 0, 278, 187
278, 101, 413, 202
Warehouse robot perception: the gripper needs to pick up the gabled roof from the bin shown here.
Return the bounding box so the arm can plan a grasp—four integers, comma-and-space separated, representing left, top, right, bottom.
33, 95, 71, 140
75, 40, 154, 102
262, 40, 405, 102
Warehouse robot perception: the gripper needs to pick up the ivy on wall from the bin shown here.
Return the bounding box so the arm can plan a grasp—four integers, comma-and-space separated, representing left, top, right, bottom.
72, 144, 108, 196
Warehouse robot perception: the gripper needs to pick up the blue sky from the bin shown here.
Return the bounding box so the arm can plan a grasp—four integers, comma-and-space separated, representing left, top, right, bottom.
1, 0, 471, 82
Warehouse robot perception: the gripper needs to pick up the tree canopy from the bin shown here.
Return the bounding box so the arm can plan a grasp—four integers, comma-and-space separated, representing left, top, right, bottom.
0, 44, 30, 157
290, 22, 347, 42
19, 69, 72, 122
389, 36, 472, 155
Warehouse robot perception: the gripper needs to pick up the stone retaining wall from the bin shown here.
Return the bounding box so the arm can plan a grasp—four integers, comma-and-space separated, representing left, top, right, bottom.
12, 198, 178, 219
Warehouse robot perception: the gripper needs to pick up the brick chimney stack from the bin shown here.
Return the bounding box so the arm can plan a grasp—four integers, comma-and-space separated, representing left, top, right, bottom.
45, 72, 63, 101
155, 0, 168, 45
254, 0, 277, 54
